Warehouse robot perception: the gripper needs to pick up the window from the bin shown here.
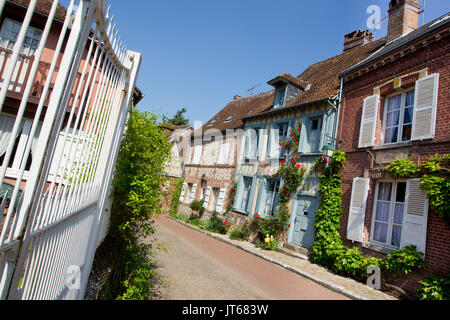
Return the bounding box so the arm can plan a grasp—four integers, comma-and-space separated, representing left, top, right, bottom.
383, 91, 415, 144
306, 117, 323, 153
0, 115, 40, 173
264, 179, 280, 216
273, 85, 287, 109
278, 123, 289, 158
371, 181, 406, 248
244, 127, 260, 160
0, 18, 42, 56
224, 114, 236, 123
212, 187, 220, 211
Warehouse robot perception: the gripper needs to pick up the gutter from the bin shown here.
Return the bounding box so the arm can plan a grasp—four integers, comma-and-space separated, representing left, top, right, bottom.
332, 76, 344, 149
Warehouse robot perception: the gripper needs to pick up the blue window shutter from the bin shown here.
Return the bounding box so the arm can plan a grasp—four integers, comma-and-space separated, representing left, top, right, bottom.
256, 179, 268, 217
234, 176, 244, 210
258, 128, 265, 160
246, 177, 257, 214
298, 119, 309, 153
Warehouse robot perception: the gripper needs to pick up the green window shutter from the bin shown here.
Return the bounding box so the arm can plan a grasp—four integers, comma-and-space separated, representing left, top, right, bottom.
400, 179, 428, 254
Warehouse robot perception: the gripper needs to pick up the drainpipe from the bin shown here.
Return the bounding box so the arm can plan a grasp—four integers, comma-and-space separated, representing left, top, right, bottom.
332, 76, 344, 150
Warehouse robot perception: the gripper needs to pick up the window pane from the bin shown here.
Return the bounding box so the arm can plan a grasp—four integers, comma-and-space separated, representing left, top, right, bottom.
386, 111, 400, 127
376, 202, 390, 222
387, 95, 401, 112
402, 125, 412, 141
405, 91, 415, 107
396, 182, 406, 202
384, 127, 398, 144
378, 182, 392, 201
394, 204, 404, 225
391, 225, 402, 247
373, 222, 388, 243
404, 107, 413, 124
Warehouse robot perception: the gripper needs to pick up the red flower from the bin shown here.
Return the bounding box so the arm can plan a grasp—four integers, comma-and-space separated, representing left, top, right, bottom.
295, 163, 301, 169
324, 158, 329, 164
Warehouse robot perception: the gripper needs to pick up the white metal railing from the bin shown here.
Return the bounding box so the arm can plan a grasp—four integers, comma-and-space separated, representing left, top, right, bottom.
0, 0, 141, 300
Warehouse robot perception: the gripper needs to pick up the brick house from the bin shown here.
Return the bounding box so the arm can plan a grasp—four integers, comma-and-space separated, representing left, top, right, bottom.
179, 92, 273, 219
338, 0, 450, 298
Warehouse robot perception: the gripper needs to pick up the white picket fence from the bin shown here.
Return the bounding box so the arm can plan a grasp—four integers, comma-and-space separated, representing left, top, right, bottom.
0, 0, 141, 300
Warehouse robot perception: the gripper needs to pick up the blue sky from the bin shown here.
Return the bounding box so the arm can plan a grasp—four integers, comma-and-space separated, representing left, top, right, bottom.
103, 0, 449, 125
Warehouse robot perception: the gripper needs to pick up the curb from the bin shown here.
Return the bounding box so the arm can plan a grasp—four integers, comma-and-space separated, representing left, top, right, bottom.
163, 216, 379, 301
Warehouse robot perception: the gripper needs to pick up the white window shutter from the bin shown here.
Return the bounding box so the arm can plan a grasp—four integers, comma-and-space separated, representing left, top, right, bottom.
249, 128, 258, 160
268, 125, 280, 159
258, 128, 265, 160
188, 184, 197, 203
244, 129, 251, 159
347, 178, 370, 242
412, 73, 439, 141
215, 188, 226, 213
192, 145, 202, 164
400, 179, 428, 254
358, 95, 379, 148
218, 143, 230, 164
179, 183, 187, 202
203, 187, 212, 209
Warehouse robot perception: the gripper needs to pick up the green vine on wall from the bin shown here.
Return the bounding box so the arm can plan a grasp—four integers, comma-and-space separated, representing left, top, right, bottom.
311, 150, 427, 283
386, 154, 450, 225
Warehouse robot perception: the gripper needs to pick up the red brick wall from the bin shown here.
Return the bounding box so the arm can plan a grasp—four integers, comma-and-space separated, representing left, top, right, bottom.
337, 26, 450, 298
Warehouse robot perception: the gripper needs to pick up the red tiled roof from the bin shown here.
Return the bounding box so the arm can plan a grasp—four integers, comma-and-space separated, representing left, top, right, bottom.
267, 72, 310, 90
197, 90, 275, 134
8, 0, 68, 22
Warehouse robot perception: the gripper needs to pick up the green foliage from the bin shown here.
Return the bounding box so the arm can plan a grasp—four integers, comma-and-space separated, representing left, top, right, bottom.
253, 214, 286, 239
229, 220, 250, 241
102, 108, 171, 300
255, 237, 279, 251
417, 273, 450, 300
189, 199, 205, 217
386, 158, 420, 179
310, 151, 426, 285
419, 154, 450, 225
381, 245, 426, 275
170, 178, 184, 217
163, 107, 189, 126
226, 183, 238, 213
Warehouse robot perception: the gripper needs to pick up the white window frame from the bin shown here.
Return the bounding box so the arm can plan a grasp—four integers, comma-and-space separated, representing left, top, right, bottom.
0, 18, 43, 56
370, 179, 407, 250
381, 89, 415, 145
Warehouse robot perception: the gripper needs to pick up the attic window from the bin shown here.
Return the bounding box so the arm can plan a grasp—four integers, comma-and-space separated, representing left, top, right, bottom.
209, 119, 218, 126
224, 114, 236, 123
273, 85, 287, 109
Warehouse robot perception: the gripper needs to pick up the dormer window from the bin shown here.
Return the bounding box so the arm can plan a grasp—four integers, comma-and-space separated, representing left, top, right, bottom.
208, 119, 218, 126
273, 85, 287, 109
224, 114, 236, 123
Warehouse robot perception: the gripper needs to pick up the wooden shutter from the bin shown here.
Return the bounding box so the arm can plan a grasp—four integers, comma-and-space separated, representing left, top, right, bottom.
192, 145, 202, 164
258, 128, 265, 160
298, 120, 307, 153
215, 188, 226, 214
358, 95, 379, 148
249, 128, 258, 160
400, 179, 428, 254
234, 176, 244, 211
244, 129, 251, 159
203, 187, 211, 209
412, 73, 439, 141
268, 124, 279, 159
188, 184, 197, 203
179, 183, 187, 202
218, 143, 230, 164
256, 179, 268, 217
347, 178, 370, 242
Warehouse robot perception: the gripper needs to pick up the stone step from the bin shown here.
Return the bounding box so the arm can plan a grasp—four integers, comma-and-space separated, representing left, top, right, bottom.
277, 242, 309, 260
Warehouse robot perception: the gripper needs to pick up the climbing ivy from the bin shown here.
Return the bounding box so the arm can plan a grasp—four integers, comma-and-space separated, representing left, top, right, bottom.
310, 151, 427, 283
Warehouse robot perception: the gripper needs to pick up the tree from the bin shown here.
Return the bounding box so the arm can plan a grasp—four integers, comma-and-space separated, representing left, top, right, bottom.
164, 107, 189, 126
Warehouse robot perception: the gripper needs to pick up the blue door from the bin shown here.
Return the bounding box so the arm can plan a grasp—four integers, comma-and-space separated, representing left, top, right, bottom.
290, 196, 319, 248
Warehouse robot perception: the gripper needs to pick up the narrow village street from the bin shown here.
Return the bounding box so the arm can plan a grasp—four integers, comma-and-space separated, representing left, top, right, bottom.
147, 216, 348, 300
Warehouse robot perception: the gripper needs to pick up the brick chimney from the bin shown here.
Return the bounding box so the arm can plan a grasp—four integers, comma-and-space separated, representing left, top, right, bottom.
387, 0, 421, 42
343, 30, 373, 52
